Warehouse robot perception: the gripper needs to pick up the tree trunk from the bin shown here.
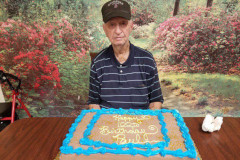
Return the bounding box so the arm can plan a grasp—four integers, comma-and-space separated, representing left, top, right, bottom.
205, 0, 214, 17
206, 0, 213, 8
5, 0, 21, 18
173, 0, 180, 16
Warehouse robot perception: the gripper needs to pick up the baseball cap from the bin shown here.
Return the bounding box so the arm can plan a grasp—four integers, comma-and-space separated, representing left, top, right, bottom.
101, 0, 131, 23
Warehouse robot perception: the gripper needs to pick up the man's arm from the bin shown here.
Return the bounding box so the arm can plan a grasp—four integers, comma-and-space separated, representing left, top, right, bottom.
149, 102, 162, 110
88, 62, 101, 109
89, 104, 101, 109
146, 56, 164, 109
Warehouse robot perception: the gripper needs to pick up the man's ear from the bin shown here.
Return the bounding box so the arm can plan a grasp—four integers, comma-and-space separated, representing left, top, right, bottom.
130, 20, 133, 28
102, 23, 107, 35
129, 20, 133, 32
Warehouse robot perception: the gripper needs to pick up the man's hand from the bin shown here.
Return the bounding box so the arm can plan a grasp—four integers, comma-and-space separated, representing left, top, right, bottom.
149, 102, 162, 110
89, 104, 101, 110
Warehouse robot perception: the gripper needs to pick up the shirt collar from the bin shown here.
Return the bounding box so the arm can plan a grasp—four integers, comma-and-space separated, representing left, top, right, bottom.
108, 42, 135, 67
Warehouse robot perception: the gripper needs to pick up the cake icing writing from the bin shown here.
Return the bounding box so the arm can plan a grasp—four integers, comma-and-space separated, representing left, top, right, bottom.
113, 115, 151, 123
99, 115, 160, 144
60, 108, 198, 159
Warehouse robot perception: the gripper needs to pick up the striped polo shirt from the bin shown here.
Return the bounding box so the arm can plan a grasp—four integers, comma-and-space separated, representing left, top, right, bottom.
88, 43, 164, 109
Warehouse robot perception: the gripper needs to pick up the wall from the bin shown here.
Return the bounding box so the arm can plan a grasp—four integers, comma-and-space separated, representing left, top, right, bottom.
0, 0, 239, 117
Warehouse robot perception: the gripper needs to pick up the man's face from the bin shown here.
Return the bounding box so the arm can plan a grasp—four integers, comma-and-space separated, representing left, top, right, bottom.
103, 17, 133, 47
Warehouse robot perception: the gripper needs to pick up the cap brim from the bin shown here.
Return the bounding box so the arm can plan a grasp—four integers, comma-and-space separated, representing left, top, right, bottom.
103, 11, 131, 23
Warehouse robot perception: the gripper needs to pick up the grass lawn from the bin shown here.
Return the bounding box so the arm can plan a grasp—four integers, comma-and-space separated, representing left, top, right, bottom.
129, 38, 166, 56
128, 37, 240, 104
159, 72, 240, 102
130, 38, 150, 49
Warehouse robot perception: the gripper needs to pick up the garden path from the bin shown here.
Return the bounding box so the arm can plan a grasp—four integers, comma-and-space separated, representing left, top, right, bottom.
155, 58, 240, 117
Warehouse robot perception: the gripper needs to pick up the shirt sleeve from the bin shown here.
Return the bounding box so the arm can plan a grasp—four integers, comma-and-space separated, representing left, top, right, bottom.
87, 62, 101, 105
146, 61, 164, 104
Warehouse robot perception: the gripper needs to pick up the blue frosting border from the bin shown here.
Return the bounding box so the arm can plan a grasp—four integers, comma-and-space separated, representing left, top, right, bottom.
162, 109, 197, 158
80, 108, 169, 149
60, 108, 197, 158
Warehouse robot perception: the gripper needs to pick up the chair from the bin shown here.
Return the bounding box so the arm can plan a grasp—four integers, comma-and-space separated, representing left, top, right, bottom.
0, 70, 32, 123
90, 52, 98, 61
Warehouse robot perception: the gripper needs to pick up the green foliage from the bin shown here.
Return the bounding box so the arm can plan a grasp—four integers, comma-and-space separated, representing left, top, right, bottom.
46, 19, 91, 104
171, 84, 179, 90
0, 18, 91, 109
52, 53, 91, 104
87, 20, 109, 52
131, 22, 156, 39
191, 94, 197, 100
154, 7, 240, 73
161, 79, 172, 86
159, 72, 240, 102
129, 38, 150, 50
0, 20, 62, 105
180, 0, 240, 14
128, 0, 176, 25
198, 96, 208, 105
180, 89, 187, 95
1, 0, 240, 117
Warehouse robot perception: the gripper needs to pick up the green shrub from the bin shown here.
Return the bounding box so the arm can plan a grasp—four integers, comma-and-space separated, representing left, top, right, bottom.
153, 7, 240, 73
161, 79, 172, 85
171, 84, 179, 90
180, 89, 187, 95
131, 22, 156, 39
0, 18, 91, 106
198, 96, 208, 105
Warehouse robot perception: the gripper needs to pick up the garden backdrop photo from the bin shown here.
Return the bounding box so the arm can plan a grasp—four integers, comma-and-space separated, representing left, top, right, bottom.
0, 0, 239, 118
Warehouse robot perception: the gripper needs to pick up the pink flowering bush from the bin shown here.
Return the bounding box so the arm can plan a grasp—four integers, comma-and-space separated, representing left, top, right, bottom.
0, 19, 60, 94
153, 7, 240, 73
0, 19, 90, 104
131, 7, 155, 26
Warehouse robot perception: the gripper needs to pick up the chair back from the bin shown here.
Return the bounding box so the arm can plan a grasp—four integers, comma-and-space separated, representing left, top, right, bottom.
90, 52, 98, 61
0, 84, 5, 103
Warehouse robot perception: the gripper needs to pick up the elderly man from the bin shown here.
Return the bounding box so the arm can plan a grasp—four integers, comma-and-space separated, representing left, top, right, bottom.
88, 0, 164, 110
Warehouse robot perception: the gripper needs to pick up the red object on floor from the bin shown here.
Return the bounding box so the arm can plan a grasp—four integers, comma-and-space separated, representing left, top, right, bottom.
1, 90, 32, 123
0, 70, 32, 123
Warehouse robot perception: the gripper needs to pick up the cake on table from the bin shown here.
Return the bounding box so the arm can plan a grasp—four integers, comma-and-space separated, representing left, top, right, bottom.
59, 108, 200, 160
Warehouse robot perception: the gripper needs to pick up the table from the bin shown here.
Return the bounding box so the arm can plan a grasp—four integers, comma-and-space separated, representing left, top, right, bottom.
0, 117, 239, 160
